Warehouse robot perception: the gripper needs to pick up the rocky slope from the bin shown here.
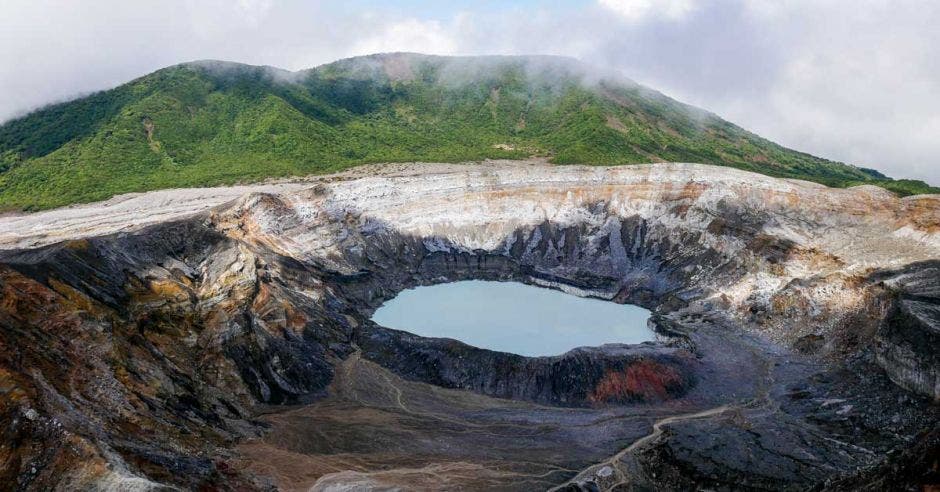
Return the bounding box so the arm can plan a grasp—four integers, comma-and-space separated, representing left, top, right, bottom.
0, 160, 937, 490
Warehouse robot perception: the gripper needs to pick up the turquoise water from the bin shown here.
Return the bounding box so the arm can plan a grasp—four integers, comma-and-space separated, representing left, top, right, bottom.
371, 280, 653, 357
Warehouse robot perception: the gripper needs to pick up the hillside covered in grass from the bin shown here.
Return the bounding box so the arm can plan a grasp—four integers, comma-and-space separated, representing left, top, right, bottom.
0, 53, 935, 210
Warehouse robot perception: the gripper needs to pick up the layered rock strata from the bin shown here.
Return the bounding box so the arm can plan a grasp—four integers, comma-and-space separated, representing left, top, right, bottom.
0, 161, 937, 490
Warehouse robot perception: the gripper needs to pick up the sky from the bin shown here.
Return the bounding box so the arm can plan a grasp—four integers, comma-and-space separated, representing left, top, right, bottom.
1, 0, 938, 183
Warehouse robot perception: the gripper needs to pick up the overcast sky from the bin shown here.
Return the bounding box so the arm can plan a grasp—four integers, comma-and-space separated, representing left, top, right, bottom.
1, 0, 938, 183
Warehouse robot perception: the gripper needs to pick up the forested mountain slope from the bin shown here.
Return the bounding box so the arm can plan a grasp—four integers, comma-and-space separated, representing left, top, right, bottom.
0, 53, 934, 210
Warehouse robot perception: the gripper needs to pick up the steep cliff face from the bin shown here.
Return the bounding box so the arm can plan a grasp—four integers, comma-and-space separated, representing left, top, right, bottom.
0, 161, 937, 490
873, 262, 940, 400
213, 161, 940, 352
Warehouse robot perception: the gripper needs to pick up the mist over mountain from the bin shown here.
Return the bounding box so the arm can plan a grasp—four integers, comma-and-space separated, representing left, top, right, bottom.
0, 52, 934, 210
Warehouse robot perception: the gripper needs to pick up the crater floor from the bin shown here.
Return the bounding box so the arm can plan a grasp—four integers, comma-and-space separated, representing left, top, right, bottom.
0, 160, 937, 491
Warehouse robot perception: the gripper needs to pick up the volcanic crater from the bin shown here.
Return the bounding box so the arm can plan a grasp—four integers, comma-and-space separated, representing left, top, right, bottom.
0, 160, 937, 491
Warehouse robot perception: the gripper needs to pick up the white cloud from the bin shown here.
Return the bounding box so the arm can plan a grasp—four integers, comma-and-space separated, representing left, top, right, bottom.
236, 0, 274, 24
597, 0, 695, 21
350, 17, 459, 56
713, 1, 940, 183
183, 0, 276, 39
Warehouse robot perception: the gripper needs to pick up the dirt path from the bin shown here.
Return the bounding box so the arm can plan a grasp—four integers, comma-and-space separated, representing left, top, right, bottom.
551, 404, 734, 491
621, 404, 733, 456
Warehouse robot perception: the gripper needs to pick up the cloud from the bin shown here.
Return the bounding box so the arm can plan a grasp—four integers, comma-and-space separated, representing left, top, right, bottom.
597, 0, 696, 21
0, 0, 937, 184
351, 17, 460, 56
184, 0, 275, 37
581, 0, 940, 184
236, 0, 274, 24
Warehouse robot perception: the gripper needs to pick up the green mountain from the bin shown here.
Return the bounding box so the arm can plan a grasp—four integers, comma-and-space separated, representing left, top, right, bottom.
0, 53, 935, 211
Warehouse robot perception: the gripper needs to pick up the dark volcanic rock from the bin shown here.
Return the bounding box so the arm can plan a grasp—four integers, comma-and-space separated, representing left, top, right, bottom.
357, 325, 697, 406
873, 261, 940, 400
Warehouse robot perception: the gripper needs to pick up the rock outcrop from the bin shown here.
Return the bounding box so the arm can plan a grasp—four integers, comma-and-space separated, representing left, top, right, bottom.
0, 160, 937, 490
872, 261, 940, 400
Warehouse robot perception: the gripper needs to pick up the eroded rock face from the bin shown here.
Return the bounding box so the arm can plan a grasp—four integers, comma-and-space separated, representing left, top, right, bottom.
0, 161, 937, 490
872, 262, 940, 400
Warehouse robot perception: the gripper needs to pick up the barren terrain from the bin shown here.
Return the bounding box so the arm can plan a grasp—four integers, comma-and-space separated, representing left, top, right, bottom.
0, 160, 937, 490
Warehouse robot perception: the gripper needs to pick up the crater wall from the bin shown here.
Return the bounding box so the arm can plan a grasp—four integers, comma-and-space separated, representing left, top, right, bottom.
0, 161, 937, 490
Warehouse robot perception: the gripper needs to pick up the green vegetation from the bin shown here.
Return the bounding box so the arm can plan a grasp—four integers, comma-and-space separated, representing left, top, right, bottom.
0, 53, 935, 211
